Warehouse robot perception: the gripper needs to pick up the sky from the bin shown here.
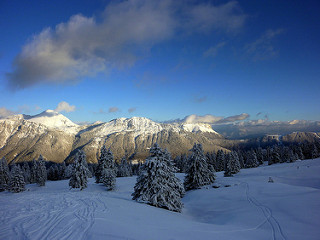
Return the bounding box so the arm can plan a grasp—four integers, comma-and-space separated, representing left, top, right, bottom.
0, 0, 319, 124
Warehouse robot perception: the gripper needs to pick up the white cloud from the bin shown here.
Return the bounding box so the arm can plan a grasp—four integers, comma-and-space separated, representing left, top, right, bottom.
181, 113, 249, 124
183, 114, 223, 124
6, 0, 246, 89
204, 42, 226, 58
245, 28, 284, 61
0, 107, 15, 118
55, 101, 76, 113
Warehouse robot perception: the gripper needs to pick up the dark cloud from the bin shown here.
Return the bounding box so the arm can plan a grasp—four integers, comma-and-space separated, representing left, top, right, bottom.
6, 0, 246, 89
108, 107, 119, 113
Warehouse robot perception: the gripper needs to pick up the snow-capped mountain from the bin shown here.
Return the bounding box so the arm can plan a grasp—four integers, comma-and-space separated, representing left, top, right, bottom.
0, 111, 225, 163
26, 110, 80, 134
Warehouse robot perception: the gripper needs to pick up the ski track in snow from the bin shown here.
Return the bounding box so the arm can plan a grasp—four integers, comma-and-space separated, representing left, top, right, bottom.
242, 181, 286, 240
0, 191, 108, 240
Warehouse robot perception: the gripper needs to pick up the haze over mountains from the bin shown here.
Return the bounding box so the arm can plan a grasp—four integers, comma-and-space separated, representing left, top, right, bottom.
0, 110, 319, 164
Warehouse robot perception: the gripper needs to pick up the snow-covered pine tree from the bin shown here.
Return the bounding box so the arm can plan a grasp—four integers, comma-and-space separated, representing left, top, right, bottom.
297, 146, 305, 160
30, 159, 38, 183
22, 162, 31, 184
95, 146, 108, 183
132, 143, 185, 212
246, 150, 259, 168
224, 151, 241, 177
69, 150, 89, 190
184, 143, 216, 191
100, 148, 117, 190
311, 144, 319, 159
269, 147, 281, 165
256, 147, 264, 165
0, 157, 10, 191
237, 150, 245, 169
117, 156, 131, 177
215, 149, 225, 172
37, 155, 47, 186
9, 164, 25, 193
206, 152, 217, 173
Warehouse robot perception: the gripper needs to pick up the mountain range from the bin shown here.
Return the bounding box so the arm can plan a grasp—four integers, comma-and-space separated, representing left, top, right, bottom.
0, 110, 319, 163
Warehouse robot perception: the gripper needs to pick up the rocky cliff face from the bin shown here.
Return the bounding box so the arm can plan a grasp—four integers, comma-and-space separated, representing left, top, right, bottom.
0, 112, 227, 163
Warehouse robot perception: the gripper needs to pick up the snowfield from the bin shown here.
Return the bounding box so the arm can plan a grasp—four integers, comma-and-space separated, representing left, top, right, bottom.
1, 159, 320, 240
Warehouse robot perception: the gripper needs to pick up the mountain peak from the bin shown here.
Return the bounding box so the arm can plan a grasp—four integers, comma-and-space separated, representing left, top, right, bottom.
27, 109, 79, 134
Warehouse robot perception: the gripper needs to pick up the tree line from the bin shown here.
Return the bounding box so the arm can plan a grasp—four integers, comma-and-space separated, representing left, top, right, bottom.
0, 140, 319, 212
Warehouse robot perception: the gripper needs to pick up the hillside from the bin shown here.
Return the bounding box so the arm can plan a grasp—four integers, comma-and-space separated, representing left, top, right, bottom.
1, 158, 319, 240
0, 111, 227, 163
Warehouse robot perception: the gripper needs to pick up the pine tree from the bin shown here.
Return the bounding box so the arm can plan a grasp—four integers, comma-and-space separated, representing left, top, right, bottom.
256, 147, 264, 165
100, 148, 117, 190
37, 155, 47, 186
224, 151, 241, 177
246, 150, 259, 168
311, 144, 319, 159
269, 147, 281, 165
184, 143, 216, 191
30, 159, 38, 183
132, 143, 185, 212
95, 146, 108, 183
9, 164, 25, 193
215, 150, 225, 172
22, 162, 31, 184
0, 158, 10, 191
117, 156, 131, 177
69, 150, 89, 190
297, 146, 304, 160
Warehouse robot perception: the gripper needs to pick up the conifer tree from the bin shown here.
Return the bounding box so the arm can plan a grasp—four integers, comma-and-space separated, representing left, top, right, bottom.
69, 150, 89, 190
311, 144, 319, 159
37, 155, 47, 186
297, 146, 305, 160
95, 146, 108, 183
100, 148, 117, 190
269, 148, 281, 165
22, 162, 31, 184
246, 150, 259, 168
132, 143, 185, 212
215, 150, 225, 172
117, 156, 131, 177
224, 151, 241, 177
0, 157, 10, 191
30, 159, 38, 183
256, 147, 264, 165
10, 164, 25, 193
184, 143, 216, 191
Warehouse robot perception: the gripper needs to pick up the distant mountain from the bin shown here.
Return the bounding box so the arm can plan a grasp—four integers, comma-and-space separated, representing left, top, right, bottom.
212, 119, 320, 139
0, 110, 227, 163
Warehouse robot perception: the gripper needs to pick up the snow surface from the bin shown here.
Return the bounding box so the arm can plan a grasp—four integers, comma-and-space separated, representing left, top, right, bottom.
1, 159, 320, 240
26, 110, 80, 134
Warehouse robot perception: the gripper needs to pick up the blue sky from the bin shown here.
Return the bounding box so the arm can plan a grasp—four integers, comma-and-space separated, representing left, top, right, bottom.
0, 0, 319, 124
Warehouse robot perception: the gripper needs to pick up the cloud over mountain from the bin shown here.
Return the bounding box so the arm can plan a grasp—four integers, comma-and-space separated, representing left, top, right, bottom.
6, 0, 246, 89
55, 101, 76, 113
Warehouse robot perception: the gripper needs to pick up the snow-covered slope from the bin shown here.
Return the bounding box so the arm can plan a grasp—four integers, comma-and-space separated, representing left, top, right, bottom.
0, 111, 225, 163
1, 158, 320, 240
27, 110, 80, 134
